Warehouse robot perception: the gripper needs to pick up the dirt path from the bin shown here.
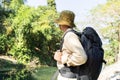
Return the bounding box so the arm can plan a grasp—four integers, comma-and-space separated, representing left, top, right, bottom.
0, 55, 17, 63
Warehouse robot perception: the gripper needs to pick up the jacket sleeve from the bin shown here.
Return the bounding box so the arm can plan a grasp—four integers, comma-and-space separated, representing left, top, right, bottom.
61, 32, 87, 66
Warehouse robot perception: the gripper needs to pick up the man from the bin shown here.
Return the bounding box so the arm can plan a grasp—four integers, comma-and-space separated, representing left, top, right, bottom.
54, 10, 87, 80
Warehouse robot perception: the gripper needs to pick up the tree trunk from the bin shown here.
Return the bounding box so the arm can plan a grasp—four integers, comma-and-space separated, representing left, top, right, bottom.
118, 42, 120, 62
117, 23, 120, 62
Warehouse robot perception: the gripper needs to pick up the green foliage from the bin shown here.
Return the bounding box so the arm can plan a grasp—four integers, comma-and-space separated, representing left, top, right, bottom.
1, 69, 32, 80
91, 0, 120, 64
2, 0, 60, 66
0, 58, 32, 80
0, 0, 61, 66
0, 34, 7, 54
7, 5, 35, 64
9, 0, 24, 13
31, 67, 57, 80
9, 45, 31, 64
47, 0, 57, 11
0, 9, 7, 34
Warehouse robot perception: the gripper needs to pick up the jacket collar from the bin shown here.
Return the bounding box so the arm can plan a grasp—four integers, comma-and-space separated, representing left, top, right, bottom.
63, 28, 73, 37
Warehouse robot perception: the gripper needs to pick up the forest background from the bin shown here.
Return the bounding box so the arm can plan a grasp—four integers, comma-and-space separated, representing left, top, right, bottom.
0, 0, 120, 67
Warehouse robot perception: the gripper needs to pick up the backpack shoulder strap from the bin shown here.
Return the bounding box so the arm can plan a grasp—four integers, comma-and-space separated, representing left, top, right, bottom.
60, 29, 76, 52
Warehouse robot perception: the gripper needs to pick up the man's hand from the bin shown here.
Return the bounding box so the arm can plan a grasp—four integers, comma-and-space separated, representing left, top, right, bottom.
54, 50, 62, 63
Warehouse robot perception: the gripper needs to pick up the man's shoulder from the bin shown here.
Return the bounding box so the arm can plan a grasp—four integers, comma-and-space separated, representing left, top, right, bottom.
64, 30, 79, 40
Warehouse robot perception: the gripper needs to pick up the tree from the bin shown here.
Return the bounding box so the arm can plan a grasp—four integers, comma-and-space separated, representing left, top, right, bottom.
0, 0, 61, 66
90, 0, 120, 64
47, 0, 57, 12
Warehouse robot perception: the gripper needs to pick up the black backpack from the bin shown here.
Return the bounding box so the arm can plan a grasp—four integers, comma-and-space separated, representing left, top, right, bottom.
60, 27, 106, 80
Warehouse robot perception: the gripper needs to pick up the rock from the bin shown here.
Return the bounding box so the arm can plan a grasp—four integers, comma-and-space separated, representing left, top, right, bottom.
98, 62, 120, 80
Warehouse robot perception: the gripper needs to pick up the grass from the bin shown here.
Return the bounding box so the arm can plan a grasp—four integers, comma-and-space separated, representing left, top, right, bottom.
31, 67, 57, 80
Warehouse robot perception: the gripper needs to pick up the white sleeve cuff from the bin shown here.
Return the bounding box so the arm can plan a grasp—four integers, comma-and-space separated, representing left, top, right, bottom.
61, 51, 69, 64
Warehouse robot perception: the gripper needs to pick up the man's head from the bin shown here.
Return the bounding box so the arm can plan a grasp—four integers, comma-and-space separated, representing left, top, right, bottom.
55, 10, 76, 28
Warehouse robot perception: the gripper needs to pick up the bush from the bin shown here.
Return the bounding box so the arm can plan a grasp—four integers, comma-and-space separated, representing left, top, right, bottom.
0, 69, 33, 80
0, 34, 7, 54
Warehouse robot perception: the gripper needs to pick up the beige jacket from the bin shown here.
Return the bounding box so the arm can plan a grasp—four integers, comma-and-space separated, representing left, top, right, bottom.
57, 28, 87, 69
